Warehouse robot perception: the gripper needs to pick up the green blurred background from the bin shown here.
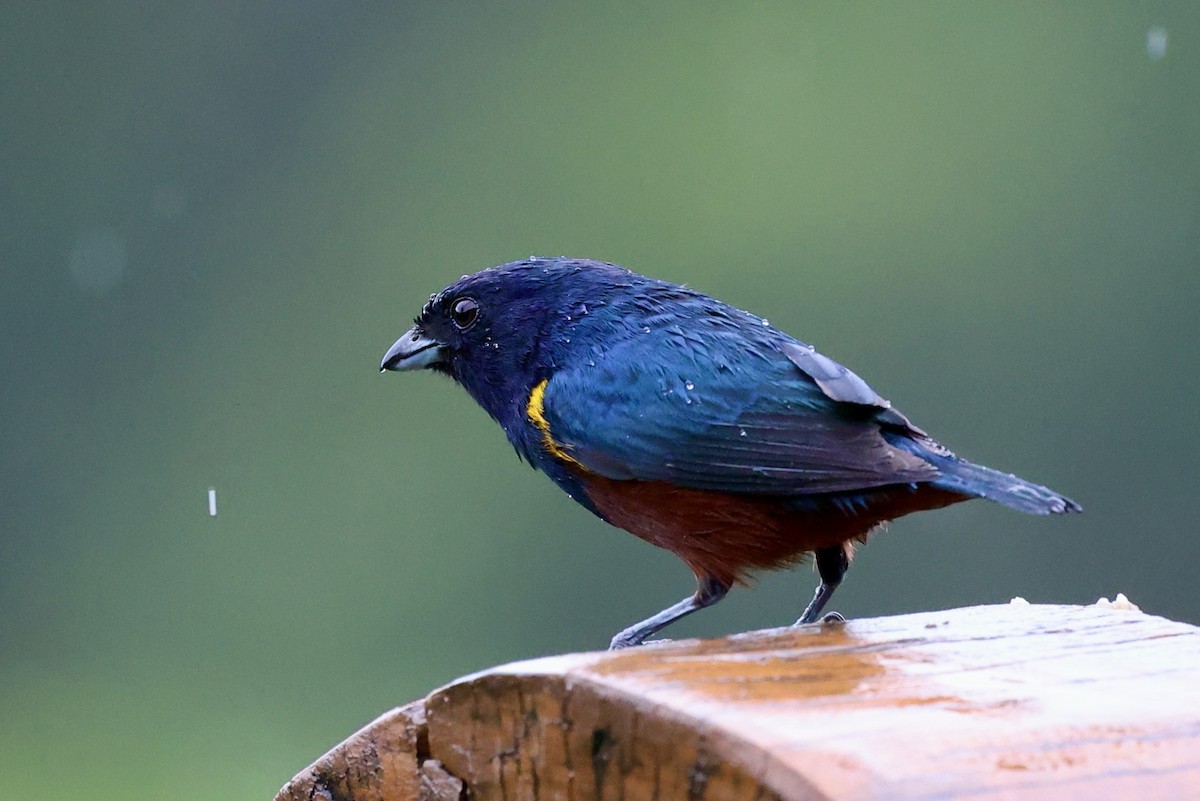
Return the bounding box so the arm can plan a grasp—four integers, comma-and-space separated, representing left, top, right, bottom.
2, 2, 1197, 798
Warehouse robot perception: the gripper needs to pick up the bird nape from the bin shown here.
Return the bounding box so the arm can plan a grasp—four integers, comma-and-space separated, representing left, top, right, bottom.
381, 257, 1081, 650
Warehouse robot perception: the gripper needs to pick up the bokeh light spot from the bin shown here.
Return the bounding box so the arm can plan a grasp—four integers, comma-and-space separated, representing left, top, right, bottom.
68, 226, 127, 293
151, 184, 188, 221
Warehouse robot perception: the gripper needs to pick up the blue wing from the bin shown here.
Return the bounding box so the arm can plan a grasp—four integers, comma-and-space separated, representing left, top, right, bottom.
540, 327, 937, 496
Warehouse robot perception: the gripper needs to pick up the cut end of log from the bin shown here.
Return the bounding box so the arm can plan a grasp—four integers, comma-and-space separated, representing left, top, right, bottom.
274, 705, 436, 801
275, 603, 1200, 801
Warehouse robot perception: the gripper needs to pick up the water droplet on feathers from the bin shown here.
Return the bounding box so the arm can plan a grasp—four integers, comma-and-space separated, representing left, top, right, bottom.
739, 428, 747, 437
761, 318, 770, 326
684, 381, 694, 390
643, 327, 651, 333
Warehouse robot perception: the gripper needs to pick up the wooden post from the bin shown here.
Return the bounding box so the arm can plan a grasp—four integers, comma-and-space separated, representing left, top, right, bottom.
275, 603, 1200, 800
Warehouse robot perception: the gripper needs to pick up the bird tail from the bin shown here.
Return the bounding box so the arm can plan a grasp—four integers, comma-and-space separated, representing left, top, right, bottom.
886, 435, 1082, 516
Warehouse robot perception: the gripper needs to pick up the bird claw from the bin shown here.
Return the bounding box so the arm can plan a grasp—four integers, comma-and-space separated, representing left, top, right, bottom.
793, 610, 846, 627
609, 635, 677, 650
608, 633, 642, 650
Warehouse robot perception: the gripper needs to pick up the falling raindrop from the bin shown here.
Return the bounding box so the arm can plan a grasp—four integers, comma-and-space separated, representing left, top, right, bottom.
1147, 26, 1168, 61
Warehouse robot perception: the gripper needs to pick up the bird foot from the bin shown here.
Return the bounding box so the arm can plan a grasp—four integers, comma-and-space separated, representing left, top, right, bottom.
609, 635, 676, 651
792, 611, 846, 627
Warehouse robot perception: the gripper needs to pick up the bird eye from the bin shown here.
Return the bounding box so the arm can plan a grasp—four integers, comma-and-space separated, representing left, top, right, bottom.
450, 297, 479, 330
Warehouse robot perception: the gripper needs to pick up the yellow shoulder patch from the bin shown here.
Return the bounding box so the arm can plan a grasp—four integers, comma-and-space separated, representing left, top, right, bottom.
527, 378, 586, 469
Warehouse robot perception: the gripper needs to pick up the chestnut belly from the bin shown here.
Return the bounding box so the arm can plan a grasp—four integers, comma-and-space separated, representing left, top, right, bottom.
579, 474, 967, 586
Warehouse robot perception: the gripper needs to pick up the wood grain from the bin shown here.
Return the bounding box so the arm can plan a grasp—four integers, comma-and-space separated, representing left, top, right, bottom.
276, 603, 1200, 800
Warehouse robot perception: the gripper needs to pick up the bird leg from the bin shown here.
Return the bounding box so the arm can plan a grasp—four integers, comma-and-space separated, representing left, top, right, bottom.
795, 544, 850, 625
609, 575, 729, 650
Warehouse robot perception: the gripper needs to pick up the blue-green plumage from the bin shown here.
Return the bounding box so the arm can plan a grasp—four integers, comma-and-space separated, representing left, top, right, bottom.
381, 257, 1080, 648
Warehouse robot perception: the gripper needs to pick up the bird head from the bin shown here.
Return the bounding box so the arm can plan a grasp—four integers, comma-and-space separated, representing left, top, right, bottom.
380, 257, 637, 429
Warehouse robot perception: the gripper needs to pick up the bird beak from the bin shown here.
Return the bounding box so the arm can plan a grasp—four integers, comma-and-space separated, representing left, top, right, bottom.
380, 326, 446, 372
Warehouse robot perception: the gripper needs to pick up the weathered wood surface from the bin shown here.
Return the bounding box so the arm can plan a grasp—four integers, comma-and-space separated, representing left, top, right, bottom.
276, 603, 1200, 801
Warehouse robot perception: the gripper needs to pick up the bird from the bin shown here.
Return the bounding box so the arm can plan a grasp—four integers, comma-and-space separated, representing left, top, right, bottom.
381, 257, 1081, 649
